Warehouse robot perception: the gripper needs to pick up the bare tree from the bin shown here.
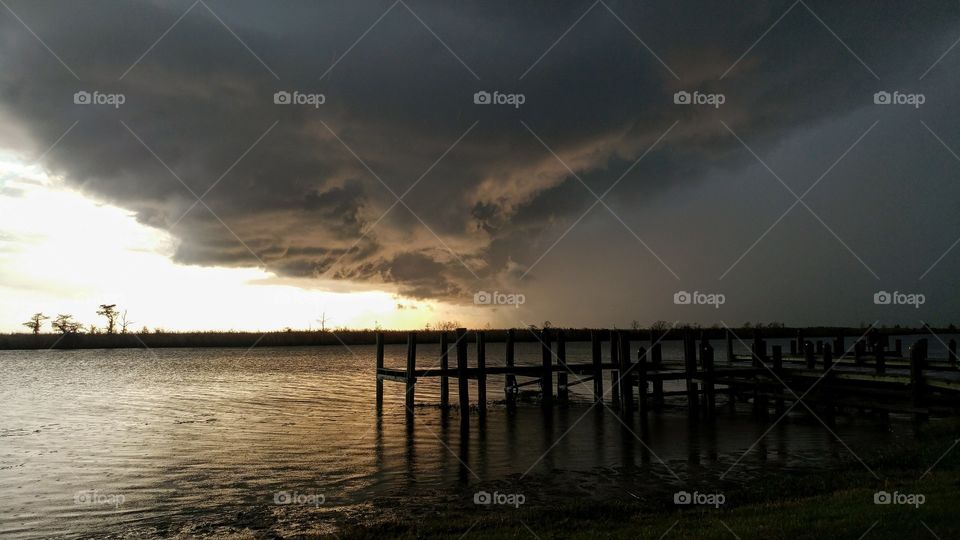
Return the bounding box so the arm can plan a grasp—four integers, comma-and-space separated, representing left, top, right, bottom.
22, 313, 49, 335
435, 320, 460, 331
120, 310, 134, 334
317, 311, 328, 332
96, 304, 119, 334
52, 314, 82, 334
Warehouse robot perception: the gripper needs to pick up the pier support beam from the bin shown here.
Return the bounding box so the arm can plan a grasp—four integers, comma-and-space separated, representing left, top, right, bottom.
405, 332, 417, 422
772, 345, 784, 415
911, 339, 928, 423
476, 331, 487, 418
591, 331, 603, 403
376, 332, 384, 414
505, 329, 517, 409
702, 342, 715, 416
440, 332, 449, 408
456, 328, 469, 435
540, 328, 553, 406
557, 330, 568, 404
618, 332, 633, 416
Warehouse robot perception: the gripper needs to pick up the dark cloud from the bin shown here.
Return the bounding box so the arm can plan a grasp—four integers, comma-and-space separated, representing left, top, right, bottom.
2, 0, 960, 324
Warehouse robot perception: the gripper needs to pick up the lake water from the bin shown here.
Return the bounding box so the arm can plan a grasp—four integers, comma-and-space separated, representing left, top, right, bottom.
0, 337, 938, 538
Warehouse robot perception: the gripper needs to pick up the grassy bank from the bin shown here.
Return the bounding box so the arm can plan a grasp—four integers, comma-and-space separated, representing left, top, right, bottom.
338, 420, 960, 539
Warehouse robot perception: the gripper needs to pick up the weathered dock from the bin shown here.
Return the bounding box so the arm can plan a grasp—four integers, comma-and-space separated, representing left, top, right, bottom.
376, 328, 960, 431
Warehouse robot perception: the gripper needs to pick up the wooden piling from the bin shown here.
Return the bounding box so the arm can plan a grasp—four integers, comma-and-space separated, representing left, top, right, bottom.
439, 332, 449, 408
823, 343, 833, 372
476, 331, 487, 417
619, 332, 633, 415
805, 341, 815, 369
405, 332, 417, 418
651, 339, 664, 411
505, 329, 516, 408
610, 331, 620, 407
376, 332, 384, 414
854, 340, 865, 365
684, 332, 699, 414
541, 328, 553, 406
726, 329, 734, 363
911, 339, 928, 422
557, 330, 568, 404
790, 339, 797, 356
702, 342, 716, 414
591, 331, 603, 403
637, 346, 648, 416
772, 345, 784, 415
456, 328, 469, 433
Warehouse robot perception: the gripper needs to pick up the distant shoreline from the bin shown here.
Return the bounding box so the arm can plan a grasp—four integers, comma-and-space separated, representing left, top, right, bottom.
0, 326, 946, 351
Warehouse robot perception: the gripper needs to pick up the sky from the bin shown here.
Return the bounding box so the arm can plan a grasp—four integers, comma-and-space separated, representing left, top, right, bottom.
1, 0, 960, 332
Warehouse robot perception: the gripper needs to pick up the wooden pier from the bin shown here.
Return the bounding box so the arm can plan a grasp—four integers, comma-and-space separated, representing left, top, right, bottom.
376, 328, 960, 431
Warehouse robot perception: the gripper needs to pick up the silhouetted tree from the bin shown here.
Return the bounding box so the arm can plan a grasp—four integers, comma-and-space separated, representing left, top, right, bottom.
22, 313, 49, 335
97, 304, 119, 334
120, 310, 133, 334
435, 320, 460, 331
52, 314, 82, 334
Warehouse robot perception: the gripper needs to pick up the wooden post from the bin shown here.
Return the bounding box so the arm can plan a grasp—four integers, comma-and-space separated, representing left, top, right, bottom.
505, 329, 516, 408
823, 343, 833, 372
619, 332, 633, 415
703, 342, 715, 415
591, 331, 603, 403
835, 333, 844, 356
476, 331, 487, 417
440, 332, 449, 408
610, 331, 620, 407
790, 339, 797, 356
854, 340, 865, 365
796, 329, 804, 356
637, 346, 648, 416
726, 329, 734, 364
949, 339, 957, 367
816, 340, 823, 355
651, 339, 663, 411
684, 332, 698, 414
405, 332, 417, 419
456, 328, 469, 433
875, 341, 886, 375
911, 339, 928, 423
805, 341, 815, 369
772, 345, 784, 415
557, 330, 568, 403
541, 328, 553, 406
376, 332, 384, 414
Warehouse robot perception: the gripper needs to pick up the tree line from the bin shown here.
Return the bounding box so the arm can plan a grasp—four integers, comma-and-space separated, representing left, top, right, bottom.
22, 304, 135, 335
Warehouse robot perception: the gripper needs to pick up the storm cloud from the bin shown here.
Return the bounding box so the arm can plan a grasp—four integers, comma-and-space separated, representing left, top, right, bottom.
2, 0, 960, 325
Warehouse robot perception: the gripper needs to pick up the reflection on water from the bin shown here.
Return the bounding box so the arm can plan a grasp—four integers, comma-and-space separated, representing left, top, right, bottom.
0, 341, 921, 538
